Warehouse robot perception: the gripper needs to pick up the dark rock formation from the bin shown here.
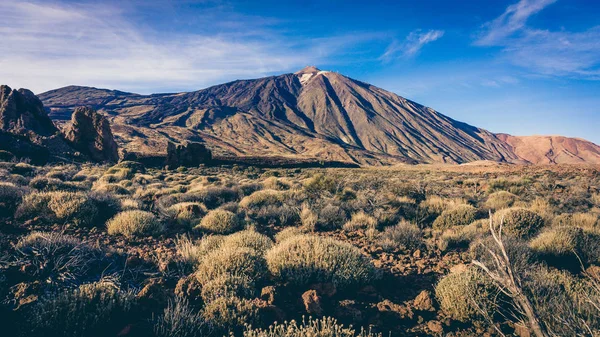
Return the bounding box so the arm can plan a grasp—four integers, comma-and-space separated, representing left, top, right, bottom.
0, 130, 50, 164
0, 85, 58, 137
63, 107, 119, 163
166, 141, 211, 168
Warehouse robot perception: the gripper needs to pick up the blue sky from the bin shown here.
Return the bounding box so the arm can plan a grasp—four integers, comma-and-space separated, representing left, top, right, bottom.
1, 0, 599, 144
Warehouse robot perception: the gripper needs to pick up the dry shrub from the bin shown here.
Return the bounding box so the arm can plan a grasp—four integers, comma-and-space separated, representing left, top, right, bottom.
418, 196, 466, 225
592, 193, 600, 206
432, 204, 478, 230
435, 266, 500, 322
153, 296, 206, 337
438, 219, 487, 251
343, 211, 378, 231
484, 190, 517, 210
239, 189, 287, 209
166, 202, 206, 227
29, 176, 80, 191
93, 182, 130, 195
244, 316, 382, 337
317, 204, 348, 230
202, 296, 261, 331
222, 229, 274, 254
530, 226, 600, 268
303, 173, 337, 195
201, 273, 256, 303
380, 220, 422, 251
529, 197, 554, 221
195, 209, 241, 234
552, 212, 598, 230
195, 246, 268, 286
16, 191, 98, 226
30, 280, 135, 337
262, 177, 290, 190
107, 210, 163, 237
266, 234, 376, 288
300, 203, 318, 231
15, 232, 108, 282
524, 266, 600, 336
494, 207, 544, 239
121, 198, 142, 211
275, 227, 309, 243
0, 182, 23, 216
176, 234, 224, 267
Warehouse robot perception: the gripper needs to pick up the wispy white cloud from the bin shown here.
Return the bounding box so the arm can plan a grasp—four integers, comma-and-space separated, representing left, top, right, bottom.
379, 29, 444, 62
0, 1, 379, 94
475, 0, 556, 45
475, 0, 600, 79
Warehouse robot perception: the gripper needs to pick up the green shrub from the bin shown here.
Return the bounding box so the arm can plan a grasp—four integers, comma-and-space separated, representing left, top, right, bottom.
494, 207, 544, 239
266, 235, 376, 288
30, 280, 135, 337
433, 204, 478, 230
195, 209, 241, 234
418, 196, 466, 226
484, 191, 517, 210
244, 317, 382, 337
196, 246, 268, 286
107, 210, 163, 237
435, 267, 500, 322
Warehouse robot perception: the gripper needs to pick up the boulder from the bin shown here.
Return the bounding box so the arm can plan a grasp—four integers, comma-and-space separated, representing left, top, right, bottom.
63, 107, 119, 163
0, 85, 58, 137
166, 141, 211, 168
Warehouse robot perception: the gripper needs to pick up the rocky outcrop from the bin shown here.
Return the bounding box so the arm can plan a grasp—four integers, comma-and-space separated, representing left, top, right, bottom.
63, 107, 119, 163
166, 141, 211, 168
0, 130, 50, 164
0, 85, 58, 137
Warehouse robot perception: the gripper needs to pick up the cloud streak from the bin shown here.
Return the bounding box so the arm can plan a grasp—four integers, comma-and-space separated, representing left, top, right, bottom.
475, 0, 600, 80
380, 29, 444, 62
0, 1, 379, 94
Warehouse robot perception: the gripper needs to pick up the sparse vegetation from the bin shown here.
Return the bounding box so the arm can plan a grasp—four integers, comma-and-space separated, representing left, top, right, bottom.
2, 160, 600, 336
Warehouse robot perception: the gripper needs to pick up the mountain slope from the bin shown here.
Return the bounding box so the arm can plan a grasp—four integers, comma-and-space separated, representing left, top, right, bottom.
38, 66, 597, 165
496, 134, 600, 165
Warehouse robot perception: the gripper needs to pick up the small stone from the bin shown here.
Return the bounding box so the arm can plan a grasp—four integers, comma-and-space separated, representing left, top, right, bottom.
260, 286, 276, 305
413, 290, 435, 311
413, 249, 422, 258
427, 320, 443, 334
301, 289, 323, 315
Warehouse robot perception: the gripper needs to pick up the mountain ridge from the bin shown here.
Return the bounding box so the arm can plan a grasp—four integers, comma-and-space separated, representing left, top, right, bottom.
37, 67, 599, 166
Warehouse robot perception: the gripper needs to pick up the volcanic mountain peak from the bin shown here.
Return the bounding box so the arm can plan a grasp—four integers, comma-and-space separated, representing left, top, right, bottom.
36, 69, 600, 166
295, 66, 331, 85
